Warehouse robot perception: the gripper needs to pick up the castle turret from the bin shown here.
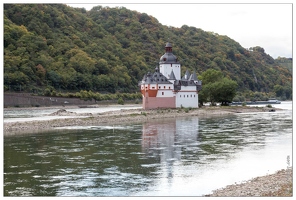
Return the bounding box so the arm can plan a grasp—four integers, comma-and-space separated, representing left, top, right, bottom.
189, 70, 198, 81
182, 69, 191, 80
159, 42, 181, 80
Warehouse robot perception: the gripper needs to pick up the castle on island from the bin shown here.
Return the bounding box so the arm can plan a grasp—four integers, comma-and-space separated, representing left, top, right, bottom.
139, 42, 202, 109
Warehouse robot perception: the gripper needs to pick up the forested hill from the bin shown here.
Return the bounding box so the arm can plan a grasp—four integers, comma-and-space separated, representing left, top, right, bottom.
4, 4, 292, 97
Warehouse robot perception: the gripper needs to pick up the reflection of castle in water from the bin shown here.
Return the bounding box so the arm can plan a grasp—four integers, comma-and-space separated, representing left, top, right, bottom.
141, 117, 199, 162
141, 117, 199, 185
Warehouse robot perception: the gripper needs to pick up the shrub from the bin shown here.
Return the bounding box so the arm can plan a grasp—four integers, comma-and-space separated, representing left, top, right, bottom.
117, 97, 124, 105
184, 107, 189, 113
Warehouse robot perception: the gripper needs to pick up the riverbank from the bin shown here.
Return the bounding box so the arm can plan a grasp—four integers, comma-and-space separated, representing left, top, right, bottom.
205, 167, 292, 197
4, 105, 280, 135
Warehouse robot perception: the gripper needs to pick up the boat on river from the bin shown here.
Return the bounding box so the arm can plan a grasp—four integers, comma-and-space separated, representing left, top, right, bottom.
231, 99, 281, 105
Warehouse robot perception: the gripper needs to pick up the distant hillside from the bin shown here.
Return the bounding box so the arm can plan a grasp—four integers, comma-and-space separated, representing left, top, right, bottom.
4, 4, 292, 98
275, 57, 292, 72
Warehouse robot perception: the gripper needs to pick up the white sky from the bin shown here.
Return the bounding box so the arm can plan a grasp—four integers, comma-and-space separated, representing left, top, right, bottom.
66, 1, 293, 59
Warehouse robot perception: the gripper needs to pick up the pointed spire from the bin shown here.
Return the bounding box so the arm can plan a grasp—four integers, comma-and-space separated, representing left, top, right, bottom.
182, 69, 191, 80
190, 70, 198, 81
168, 70, 176, 80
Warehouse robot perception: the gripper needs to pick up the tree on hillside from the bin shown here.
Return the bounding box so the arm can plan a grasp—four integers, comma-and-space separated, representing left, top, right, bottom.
198, 69, 237, 106
35, 64, 46, 85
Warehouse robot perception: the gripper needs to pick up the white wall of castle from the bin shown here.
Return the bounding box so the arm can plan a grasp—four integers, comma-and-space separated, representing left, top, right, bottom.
176, 91, 199, 108
157, 89, 174, 97
157, 83, 175, 97
157, 83, 174, 90
159, 63, 181, 80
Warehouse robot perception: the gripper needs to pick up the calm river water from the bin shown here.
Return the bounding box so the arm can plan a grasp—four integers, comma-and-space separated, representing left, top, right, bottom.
3, 102, 292, 196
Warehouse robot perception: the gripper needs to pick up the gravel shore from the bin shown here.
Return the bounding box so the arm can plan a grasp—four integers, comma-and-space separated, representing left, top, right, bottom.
4, 105, 277, 135
206, 167, 293, 197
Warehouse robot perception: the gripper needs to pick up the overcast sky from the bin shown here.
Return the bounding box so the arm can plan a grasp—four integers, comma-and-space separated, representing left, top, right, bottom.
67, 2, 293, 59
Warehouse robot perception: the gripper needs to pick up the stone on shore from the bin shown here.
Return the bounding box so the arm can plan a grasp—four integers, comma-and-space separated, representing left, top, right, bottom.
48, 109, 92, 116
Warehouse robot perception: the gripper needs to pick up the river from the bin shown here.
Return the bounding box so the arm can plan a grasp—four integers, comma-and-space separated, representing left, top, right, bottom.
3, 102, 292, 196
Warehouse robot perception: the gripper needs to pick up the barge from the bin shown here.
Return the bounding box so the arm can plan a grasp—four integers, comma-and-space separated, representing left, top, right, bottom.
231, 99, 281, 105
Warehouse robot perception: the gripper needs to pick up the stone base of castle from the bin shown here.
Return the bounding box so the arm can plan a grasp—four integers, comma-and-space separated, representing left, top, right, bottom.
143, 96, 175, 109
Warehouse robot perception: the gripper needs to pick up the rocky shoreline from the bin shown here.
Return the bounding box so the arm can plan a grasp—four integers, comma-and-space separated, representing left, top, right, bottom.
4, 105, 278, 135
206, 167, 292, 197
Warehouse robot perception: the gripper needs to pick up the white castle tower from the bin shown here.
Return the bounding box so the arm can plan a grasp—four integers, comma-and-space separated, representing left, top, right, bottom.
159, 42, 181, 80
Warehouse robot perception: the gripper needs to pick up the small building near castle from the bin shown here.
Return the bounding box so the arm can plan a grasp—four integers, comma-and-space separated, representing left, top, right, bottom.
139, 42, 202, 109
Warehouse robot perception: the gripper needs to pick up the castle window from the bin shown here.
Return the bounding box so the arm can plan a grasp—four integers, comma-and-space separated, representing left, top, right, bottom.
180, 95, 181, 97
145, 87, 148, 89
191, 95, 192, 97
187, 95, 189, 97
159, 86, 161, 89
164, 86, 166, 89
184, 95, 185, 97
169, 87, 171, 89
162, 92, 164, 95
152, 87, 155, 89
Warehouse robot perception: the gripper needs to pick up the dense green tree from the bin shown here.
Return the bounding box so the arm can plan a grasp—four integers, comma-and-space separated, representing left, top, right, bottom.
67, 50, 96, 74
47, 70, 61, 88
199, 69, 224, 85
213, 78, 238, 105
273, 84, 284, 97
4, 71, 30, 90
35, 64, 46, 85
199, 69, 237, 105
